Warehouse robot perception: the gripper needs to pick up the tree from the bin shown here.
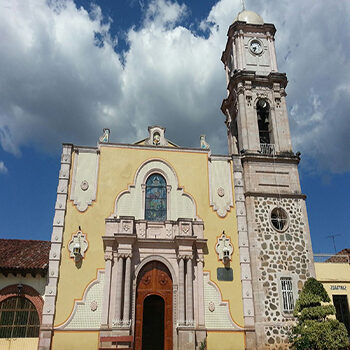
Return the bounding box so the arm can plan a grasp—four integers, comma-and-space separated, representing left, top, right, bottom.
290, 277, 349, 350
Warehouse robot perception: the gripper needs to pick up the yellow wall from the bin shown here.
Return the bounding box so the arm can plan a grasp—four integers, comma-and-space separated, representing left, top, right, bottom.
52, 145, 244, 347
0, 338, 38, 350
52, 331, 99, 350
207, 331, 246, 350
315, 262, 350, 308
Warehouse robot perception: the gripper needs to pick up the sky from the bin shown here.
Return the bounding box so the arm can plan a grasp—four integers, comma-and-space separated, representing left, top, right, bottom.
0, 0, 349, 254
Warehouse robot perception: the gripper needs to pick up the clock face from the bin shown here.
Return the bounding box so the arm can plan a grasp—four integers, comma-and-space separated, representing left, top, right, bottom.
250, 40, 263, 55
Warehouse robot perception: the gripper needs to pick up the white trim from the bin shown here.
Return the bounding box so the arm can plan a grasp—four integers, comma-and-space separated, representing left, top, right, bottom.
113, 159, 198, 221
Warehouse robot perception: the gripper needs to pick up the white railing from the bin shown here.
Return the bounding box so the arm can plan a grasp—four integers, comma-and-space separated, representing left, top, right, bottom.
260, 143, 275, 156
314, 254, 350, 264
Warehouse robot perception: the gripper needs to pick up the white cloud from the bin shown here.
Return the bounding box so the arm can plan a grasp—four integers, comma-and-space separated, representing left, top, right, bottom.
0, 161, 8, 174
0, 0, 349, 172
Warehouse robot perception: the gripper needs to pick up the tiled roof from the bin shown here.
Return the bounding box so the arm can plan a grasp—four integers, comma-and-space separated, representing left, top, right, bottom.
326, 248, 350, 263
0, 239, 50, 273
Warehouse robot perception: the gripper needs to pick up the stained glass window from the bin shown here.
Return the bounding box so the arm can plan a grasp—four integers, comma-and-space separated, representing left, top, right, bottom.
0, 297, 40, 338
145, 174, 167, 221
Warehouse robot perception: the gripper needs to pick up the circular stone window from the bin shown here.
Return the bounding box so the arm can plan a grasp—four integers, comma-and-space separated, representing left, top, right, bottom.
270, 207, 289, 232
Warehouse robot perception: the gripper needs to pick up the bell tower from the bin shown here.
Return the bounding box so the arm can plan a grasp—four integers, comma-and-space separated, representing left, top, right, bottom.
221, 10, 315, 349
221, 10, 293, 156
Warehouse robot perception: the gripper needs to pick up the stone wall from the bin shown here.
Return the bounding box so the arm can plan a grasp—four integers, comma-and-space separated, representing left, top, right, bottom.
249, 196, 314, 349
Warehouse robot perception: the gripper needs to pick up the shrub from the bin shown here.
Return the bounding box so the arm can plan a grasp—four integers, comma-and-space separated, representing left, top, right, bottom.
290, 277, 349, 350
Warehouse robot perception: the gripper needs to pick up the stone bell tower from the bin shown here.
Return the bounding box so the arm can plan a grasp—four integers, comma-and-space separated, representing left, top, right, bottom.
221, 10, 315, 349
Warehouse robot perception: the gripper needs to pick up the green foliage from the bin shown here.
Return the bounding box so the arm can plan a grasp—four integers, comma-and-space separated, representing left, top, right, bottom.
299, 304, 336, 321
199, 339, 207, 350
294, 293, 322, 314
302, 278, 330, 302
290, 278, 349, 350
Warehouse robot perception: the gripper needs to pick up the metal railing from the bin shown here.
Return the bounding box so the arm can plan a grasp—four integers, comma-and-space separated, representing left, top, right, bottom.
260, 143, 276, 156
314, 254, 350, 264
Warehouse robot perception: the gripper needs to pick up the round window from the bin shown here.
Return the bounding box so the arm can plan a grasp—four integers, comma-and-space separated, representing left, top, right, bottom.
270, 207, 288, 232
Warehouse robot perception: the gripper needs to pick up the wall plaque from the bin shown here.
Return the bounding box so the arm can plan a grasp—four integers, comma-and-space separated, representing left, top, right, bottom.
217, 267, 233, 281
330, 285, 347, 291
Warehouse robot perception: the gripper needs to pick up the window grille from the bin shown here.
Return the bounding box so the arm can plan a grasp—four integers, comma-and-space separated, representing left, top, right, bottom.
280, 277, 294, 313
145, 174, 167, 221
271, 207, 288, 231
0, 297, 40, 338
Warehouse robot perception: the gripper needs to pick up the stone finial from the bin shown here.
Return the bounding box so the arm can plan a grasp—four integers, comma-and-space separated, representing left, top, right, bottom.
99, 128, 110, 143
200, 135, 210, 149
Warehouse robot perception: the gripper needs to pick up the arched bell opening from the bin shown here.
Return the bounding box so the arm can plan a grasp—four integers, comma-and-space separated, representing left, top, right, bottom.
257, 99, 271, 145
256, 99, 276, 155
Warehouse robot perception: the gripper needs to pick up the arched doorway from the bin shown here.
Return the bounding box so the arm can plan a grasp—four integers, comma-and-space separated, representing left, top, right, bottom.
135, 261, 173, 350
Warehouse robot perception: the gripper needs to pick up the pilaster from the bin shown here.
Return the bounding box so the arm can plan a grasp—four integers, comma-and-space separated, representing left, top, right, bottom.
38, 143, 73, 350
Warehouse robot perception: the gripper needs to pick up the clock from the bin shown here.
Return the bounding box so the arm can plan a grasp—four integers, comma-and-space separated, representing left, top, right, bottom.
249, 39, 263, 55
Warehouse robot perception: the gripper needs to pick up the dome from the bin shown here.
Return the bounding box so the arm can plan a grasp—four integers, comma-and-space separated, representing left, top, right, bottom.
235, 10, 264, 25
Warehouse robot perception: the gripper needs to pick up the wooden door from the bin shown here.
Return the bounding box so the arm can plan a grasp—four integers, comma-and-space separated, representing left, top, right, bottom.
135, 261, 173, 350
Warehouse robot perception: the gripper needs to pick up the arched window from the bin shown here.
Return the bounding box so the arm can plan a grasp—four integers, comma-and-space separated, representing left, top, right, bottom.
145, 174, 167, 221
257, 99, 271, 144
0, 297, 40, 338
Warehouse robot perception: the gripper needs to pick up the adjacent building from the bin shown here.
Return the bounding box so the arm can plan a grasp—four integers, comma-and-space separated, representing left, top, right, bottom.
0, 239, 50, 349
314, 250, 350, 336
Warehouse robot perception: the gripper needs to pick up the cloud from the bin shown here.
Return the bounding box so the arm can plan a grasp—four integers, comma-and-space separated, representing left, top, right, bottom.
0, 0, 349, 173
0, 161, 8, 174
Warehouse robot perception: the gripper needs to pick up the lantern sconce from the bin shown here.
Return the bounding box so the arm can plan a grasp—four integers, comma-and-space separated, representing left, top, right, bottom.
215, 231, 233, 265
68, 229, 88, 263
222, 245, 230, 265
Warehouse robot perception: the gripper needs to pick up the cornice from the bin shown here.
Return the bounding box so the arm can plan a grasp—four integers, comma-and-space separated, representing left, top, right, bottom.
228, 71, 288, 92
241, 152, 300, 165
245, 191, 307, 200
227, 21, 276, 38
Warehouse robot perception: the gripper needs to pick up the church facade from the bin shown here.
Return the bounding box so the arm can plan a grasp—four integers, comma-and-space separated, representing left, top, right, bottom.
39, 10, 315, 350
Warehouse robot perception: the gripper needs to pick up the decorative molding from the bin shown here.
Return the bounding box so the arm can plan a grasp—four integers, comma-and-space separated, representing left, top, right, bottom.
232, 156, 255, 327
144, 126, 170, 147
245, 191, 306, 200
68, 230, 88, 261
208, 158, 234, 217
203, 272, 244, 330
112, 319, 131, 328
70, 148, 99, 212
215, 232, 233, 262
39, 144, 73, 350
55, 270, 105, 330
80, 180, 89, 191
113, 159, 198, 221
208, 301, 215, 312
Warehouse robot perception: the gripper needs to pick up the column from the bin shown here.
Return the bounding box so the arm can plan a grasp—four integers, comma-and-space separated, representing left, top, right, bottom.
186, 257, 193, 323
197, 258, 205, 326
114, 255, 124, 323
178, 257, 185, 324
101, 252, 113, 327
108, 253, 118, 325
269, 37, 278, 72
123, 255, 132, 324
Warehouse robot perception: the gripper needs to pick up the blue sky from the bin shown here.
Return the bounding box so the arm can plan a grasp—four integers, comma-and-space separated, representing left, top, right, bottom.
0, 0, 349, 254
